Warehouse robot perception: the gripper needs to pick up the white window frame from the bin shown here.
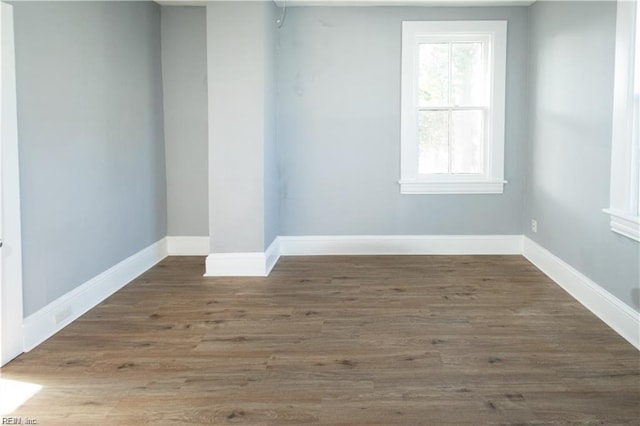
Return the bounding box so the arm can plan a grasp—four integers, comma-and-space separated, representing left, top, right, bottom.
400, 20, 507, 195
604, 0, 640, 242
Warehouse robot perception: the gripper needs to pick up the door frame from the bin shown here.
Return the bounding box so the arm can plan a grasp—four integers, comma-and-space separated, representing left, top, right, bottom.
1, 1, 24, 366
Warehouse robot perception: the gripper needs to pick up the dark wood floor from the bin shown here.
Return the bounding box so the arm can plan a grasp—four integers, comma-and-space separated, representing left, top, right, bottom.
2, 255, 639, 425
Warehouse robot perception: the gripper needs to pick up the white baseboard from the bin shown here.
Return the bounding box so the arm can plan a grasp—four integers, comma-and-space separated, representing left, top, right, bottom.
204, 252, 269, 277
204, 237, 281, 277
279, 235, 524, 256
22, 238, 168, 351
265, 237, 281, 275
20, 233, 640, 356
523, 237, 640, 350
204, 235, 521, 276
166, 236, 209, 255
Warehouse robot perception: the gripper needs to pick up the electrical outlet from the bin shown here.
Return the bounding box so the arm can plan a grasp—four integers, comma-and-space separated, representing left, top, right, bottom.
531, 219, 538, 233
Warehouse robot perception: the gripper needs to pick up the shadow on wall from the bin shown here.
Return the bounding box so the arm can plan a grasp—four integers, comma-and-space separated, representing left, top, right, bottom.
529, 106, 638, 310
631, 288, 640, 310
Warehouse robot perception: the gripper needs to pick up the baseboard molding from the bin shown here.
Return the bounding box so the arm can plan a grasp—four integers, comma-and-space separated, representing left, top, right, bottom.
279, 235, 524, 256
20, 233, 639, 355
204, 237, 281, 277
523, 237, 640, 350
265, 237, 281, 275
166, 236, 209, 255
22, 238, 168, 351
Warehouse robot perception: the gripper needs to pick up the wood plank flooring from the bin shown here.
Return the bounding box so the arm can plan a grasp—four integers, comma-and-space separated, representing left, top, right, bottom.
2, 255, 638, 425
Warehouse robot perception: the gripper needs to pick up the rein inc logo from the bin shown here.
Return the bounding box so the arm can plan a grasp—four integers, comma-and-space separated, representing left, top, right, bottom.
2, 419, 37, 425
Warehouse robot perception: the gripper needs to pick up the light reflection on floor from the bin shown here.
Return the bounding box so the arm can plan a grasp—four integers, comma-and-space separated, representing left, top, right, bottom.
0, 378, 42, 415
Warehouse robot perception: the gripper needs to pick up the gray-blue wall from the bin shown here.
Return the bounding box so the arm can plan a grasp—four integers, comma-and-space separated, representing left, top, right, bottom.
527, 1, 640, 311
13, 1, 167, 317
276, 6, 529, 236
11, 1, 638, 318
161, 6, 208, 237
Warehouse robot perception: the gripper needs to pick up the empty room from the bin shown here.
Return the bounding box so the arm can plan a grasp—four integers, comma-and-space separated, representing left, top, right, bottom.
0, 0, 638, 424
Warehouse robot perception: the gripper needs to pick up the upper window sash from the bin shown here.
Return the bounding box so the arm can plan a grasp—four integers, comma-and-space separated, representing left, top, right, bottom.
415, 34, 492, 110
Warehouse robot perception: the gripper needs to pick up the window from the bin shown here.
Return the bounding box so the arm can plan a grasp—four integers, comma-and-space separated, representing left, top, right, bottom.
400, 21, 507, 194
605, 0, 640, 242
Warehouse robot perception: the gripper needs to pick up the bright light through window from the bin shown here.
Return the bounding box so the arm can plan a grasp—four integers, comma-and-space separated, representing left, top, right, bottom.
417, 41, 486, 175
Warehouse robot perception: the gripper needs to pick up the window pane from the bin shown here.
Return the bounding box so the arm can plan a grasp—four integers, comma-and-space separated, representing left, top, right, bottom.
418, 43, 449, 107
451, 43, 484, 106
451, 110, 484, 174
418, 110, 449, 174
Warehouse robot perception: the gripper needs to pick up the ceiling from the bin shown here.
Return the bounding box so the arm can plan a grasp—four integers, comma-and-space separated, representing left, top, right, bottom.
155, 0, 536, 7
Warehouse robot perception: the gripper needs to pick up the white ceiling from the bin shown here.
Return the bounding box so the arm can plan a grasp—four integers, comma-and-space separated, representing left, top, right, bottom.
155, 1, 207, 5
155, 0, 536, 7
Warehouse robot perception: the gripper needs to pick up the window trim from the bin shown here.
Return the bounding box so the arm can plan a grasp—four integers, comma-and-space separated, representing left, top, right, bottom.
605, 0, 640, 242
400, 20, 507, 195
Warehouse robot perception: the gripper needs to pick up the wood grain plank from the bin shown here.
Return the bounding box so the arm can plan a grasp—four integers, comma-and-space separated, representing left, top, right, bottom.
1, 255, 638, 425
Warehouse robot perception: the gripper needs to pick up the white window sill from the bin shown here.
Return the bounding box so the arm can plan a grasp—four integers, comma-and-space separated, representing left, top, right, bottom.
603, 209, 640, 242
399, 179, 506, 195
